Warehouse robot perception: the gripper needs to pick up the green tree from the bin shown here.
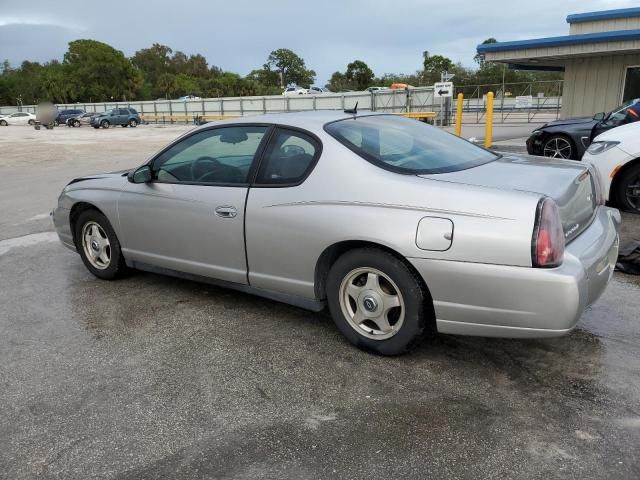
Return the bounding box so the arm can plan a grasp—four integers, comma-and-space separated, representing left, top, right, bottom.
423, 52, 454, 84
265, 48, 315, 87
328, 71, 351, 91
64, 39, 142, 101
345, 60, 374, 90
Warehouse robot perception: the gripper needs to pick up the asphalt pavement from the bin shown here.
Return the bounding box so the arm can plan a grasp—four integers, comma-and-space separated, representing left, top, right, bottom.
1, 124, 639, 479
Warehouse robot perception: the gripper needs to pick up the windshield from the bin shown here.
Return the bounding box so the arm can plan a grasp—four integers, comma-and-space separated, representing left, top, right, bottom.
607, 98, 640, 123
324, 115, 498, 174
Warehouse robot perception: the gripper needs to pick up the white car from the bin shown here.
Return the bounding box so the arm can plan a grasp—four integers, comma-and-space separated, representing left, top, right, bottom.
583, 122, 640, 213
307, 86, 330, 95
282, 86, 307, 96
0, 112, 36, 126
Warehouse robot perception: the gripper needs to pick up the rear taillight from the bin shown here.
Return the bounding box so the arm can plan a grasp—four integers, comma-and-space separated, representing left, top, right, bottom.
532, 197, 565, 268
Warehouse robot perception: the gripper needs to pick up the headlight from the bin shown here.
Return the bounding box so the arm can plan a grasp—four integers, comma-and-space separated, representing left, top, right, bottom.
531, 130, 543, 136
586, 141, 619, 155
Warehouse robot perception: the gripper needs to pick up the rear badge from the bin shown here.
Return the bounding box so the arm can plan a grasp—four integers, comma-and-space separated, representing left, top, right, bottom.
565, 223, 580, 238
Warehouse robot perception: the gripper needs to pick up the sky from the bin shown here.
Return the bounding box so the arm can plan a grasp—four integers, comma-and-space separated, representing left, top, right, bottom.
0, 0, 638, 85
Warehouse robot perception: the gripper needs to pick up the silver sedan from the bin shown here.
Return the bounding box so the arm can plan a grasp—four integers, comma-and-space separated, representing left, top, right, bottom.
53, 111, 620, 355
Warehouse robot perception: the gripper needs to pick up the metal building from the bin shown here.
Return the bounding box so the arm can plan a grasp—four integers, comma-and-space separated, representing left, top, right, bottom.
477, 7, 640, 118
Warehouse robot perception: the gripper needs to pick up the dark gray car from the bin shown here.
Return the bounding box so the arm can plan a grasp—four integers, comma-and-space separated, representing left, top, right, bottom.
527, 98, 640, 160
90, 108, 141, 129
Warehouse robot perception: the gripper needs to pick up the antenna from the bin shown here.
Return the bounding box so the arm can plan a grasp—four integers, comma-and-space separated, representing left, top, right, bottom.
344, 102, 358, 115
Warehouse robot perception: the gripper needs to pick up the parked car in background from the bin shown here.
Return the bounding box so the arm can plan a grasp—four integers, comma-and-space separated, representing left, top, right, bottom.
527, 98, 640, 160
282, 86, 307, 96
90, 108, 141, 129
55, 109, 84, 126
53, 111, 619, 355
307, 86, 331, 95
0, 112, 36, 126
178, 95, 201, 101
583, 121, 640, 213
366, 86, 390, 93
67, 112, 99, 127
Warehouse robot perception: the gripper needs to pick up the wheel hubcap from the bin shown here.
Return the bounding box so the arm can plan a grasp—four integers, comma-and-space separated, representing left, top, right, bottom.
543, 137, 572, 159
339, 267, 404, 340
81, 221, 111, 270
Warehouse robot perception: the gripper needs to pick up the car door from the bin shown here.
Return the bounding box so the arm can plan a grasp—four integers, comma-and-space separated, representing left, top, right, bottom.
117, 124, 271, 284
11, 113, 28, 125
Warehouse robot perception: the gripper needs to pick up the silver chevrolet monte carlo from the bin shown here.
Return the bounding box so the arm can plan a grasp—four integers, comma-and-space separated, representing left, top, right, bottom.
53, 111, 621, 355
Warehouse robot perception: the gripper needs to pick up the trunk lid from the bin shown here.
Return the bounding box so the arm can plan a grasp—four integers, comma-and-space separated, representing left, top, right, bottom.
419, 154, 598, 243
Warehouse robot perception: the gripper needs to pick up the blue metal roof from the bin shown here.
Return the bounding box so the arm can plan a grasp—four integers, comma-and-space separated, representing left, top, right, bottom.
477, 29, 640, 53
567, 7, 640, 24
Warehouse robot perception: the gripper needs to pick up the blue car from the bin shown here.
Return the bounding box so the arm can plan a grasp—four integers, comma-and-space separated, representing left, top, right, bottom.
91, 108, 141, 129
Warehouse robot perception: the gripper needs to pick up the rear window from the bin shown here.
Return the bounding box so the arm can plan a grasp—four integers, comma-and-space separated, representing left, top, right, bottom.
324, 115, 498, 174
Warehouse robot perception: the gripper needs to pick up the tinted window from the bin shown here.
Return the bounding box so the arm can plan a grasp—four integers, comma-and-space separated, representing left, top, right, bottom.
119, 109, 129, 115
256, 129, 318, 185
153, 126, 268, 184
128, 108, 138, 114
607, 98, 640, 126
325, 115, 497, 174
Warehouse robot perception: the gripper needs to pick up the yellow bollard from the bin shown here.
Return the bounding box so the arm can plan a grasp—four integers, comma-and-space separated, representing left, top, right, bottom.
454, 92, 463, 136
485, 91, 494, 148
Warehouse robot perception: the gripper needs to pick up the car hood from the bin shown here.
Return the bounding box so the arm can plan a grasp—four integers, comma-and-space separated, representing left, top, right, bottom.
419, 154, 598, 242
67, 169, 132, 186
542, 117, 597, 128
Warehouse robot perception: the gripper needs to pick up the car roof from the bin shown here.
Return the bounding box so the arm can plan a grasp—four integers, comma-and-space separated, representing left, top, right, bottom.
199, 110, 384, 132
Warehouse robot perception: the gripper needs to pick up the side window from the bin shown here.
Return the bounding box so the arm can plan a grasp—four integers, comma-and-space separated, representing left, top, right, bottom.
153, 126, 268, 184
256, 129, 319, 185
119, 109, 129, 115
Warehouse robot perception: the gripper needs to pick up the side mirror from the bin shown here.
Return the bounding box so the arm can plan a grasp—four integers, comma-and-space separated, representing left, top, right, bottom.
128, 165, 152, 183
593, 112, 605, 121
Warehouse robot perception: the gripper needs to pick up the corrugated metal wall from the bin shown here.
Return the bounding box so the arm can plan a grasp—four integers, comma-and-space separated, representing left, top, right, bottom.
562, 53, 640, 117
569, 17, 640, 34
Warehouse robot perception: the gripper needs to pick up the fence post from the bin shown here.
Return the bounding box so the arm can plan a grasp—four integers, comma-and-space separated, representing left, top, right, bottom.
169, 101, 173, 124
240, 97, 244, 116
371, 91, 376, 112
485, 92, 494, 148
262, 97, 266, 114
341, 94, 345, 110
220, 99, 225, 116
184, 100, 188, 124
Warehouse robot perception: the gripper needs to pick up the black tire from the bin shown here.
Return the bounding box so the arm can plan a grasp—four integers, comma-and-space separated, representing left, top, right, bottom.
129, 118, 138, 127
100, 120, 110, 129
0, 120, 7, 126
74, 209, 128, 280
28, 119, 35, 125
326, 248, 434, 355
542, 134, 576, 160
615, 163, 640, 213
73, 120, 80, 127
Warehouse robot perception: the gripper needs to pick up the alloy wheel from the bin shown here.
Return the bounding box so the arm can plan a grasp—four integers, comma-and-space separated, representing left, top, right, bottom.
626, 174, 640, 212
81, 221, 111, 270
543, 137, 573, 159
339, 267, 405, 340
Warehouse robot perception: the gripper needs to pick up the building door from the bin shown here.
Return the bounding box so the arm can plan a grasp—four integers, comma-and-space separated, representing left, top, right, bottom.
623, 67, 640, 102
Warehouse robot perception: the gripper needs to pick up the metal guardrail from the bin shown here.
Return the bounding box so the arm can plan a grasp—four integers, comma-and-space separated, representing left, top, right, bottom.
1, 81, 562, 124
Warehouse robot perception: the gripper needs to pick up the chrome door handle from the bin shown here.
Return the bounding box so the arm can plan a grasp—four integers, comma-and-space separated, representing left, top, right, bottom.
215, 205, 237, 218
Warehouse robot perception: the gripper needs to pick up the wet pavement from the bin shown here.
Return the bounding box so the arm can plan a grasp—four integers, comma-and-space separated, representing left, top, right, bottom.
1, 125, 640, 479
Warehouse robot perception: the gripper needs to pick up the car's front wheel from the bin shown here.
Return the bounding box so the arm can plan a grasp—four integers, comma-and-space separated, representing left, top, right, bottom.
0, 120, 7, 126
75, 210, 128, 280
100, 120, 110, 129
73, 120, 81, 127
615, 163, 640, 213
326, 248, 433, 355
543, 135, 575, 159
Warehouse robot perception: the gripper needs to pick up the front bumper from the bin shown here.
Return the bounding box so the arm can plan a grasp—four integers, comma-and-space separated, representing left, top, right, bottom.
52, 205, 76, 252
409, 206, 621, 338
526, 132, 543, 156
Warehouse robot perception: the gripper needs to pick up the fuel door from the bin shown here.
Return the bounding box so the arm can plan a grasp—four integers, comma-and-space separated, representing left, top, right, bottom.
416, 217, 454, 251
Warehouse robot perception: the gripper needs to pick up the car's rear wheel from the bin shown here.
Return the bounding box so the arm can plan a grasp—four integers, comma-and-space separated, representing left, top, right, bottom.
28, 119, 35, 125
100, 120, 110, 129
615, 163, 640, 213
326, 248, 433, 355
75, 210, 128, 280
129, 119, 138, 127
543, 135, 574, 159
0, 120, 7, 126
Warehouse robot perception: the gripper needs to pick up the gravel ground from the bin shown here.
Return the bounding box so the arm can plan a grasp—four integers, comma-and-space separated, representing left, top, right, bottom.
1, 123, 639, 480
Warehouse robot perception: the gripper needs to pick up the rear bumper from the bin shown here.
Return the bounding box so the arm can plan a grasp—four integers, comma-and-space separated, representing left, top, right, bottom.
409, 206, 620, 338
